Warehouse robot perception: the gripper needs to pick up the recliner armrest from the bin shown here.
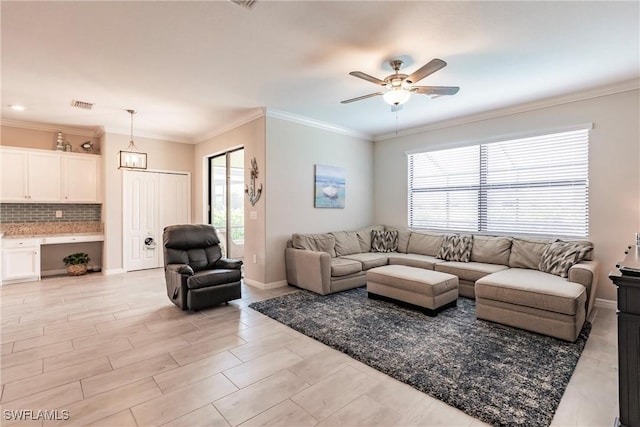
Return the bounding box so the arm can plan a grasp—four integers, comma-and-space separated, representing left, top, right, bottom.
215, 258, 243, 269
166, 263, 194, 276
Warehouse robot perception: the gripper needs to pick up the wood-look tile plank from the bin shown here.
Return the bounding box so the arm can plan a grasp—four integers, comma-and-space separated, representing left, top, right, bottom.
66, 304, 131, 321
43, 313, 115, 335
108, 336, 191, 369
153, 351, 242, 393
94, 312, 161, 332
229, 331, 299, 362
48, 378, 162, 426
12, 325, 97, 353
0, 359, 43, 385
1, 341, 74, 370
81, 353, 178, 397
0, 325, 44, 345
223, 348, 304, 389
170, 335, 247, 366
1, 341, 15, 355
239, 399, 317, 427
131, 373, 238, 426
43, 337, 132, 372
160, 404, 229, 427
127, 321, 199, 348
214, 369, 310, 427
0, 382, 83, 418
1, 357, 112, 403
86, 409, 138, 427
182, 319, 248, 345
72, 323, 149, 350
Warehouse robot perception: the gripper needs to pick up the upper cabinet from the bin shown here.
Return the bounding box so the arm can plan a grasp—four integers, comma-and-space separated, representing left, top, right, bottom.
63, 154, 101, 202
0, 147, 101, 203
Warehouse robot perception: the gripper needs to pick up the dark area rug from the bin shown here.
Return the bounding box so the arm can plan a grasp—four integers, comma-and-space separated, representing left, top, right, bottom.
249, 287, 591, 427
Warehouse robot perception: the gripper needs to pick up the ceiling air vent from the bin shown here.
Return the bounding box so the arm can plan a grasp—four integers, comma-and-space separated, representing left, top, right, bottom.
230, 0, 258, 9
70, 100, 94, 110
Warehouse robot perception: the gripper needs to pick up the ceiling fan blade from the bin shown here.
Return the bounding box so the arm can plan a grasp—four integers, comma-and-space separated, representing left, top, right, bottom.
412, 86, 460, 96
349, 71, 386, 86
406, 59, 447, 84
340, 92, 383, 104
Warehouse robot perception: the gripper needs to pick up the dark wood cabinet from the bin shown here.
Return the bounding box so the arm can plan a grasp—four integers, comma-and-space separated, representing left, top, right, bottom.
610, 246, 640, 427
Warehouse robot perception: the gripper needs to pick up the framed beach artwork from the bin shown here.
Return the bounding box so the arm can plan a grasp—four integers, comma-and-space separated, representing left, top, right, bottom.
314, 165, 345, 208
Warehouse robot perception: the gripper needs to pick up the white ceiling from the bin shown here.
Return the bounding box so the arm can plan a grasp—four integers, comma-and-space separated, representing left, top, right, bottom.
2, 1, 639, 143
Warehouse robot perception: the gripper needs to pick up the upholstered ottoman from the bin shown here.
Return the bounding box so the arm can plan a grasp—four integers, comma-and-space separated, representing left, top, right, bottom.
366, 265, 459, 316
475, 269, 587, 342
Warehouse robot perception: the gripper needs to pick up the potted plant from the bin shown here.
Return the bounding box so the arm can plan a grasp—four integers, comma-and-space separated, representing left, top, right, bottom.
63, 252, 90, 276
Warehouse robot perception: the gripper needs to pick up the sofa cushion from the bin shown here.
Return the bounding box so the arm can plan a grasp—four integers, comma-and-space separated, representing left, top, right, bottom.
385, 226, 411, 253
292, 233, 336, 257
356, 226, 385, 252
539, 240, 594, 278
475, 268, 586, 316
435, 261, 509, 283
508, 237, 551, 269
471, 235, 512, 265
407, 231, 444, 256
371, 230, 398, 253
341, 253, 388, 270
436, 234, 473, 262
387, 253, 444, 270
330, 258, 362, 277
331, 231, 362, 257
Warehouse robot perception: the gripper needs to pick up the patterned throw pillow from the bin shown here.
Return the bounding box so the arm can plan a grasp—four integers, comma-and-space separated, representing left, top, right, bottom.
370, 230, 398, 253
436, 234, 473, 262
539, 240, 593, 278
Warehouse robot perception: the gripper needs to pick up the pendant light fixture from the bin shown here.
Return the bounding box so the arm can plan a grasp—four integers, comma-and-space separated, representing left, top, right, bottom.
118, 109, 147, 169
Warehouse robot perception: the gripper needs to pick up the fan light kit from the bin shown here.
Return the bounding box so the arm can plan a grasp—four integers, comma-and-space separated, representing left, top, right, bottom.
341, 58, 460, 107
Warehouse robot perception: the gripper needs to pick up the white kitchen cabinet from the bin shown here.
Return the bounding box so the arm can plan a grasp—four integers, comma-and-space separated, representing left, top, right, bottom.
0, 147, 100, 203
1, 238, 41, 283
0, 148, 61, 202
63, 154, 101, 203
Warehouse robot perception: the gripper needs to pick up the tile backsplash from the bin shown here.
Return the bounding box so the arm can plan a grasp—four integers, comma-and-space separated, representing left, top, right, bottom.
0, 203, 101, 223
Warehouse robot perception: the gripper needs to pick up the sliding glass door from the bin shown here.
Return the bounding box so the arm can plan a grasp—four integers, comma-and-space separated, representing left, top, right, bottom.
208, 148, 244, 259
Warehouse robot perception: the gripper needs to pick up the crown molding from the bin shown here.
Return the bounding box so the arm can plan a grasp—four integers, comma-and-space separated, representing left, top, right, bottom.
194, 108, 265, 144
1, 119, 101, 138
102, 126, 192, 144
374, 78, 640, 141
265, 108, 372, 140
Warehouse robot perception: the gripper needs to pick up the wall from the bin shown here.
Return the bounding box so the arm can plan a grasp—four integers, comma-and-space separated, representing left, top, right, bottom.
374, 89, 640, 302
265, 117, 374, 285
102, 132, 194, 273
1, 125, 101, 153
193, 117, 266, 285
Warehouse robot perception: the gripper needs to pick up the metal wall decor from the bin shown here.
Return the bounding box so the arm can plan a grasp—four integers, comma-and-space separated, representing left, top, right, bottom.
245, 157, 262, 206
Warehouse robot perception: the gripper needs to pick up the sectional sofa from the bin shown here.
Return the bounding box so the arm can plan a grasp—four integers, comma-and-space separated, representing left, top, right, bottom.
284, 225, 599, 341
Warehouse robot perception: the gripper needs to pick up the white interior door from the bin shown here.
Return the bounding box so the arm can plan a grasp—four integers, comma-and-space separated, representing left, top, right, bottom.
124, 170, 190, 271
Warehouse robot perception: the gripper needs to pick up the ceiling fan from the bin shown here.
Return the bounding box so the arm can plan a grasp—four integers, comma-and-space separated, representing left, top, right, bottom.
341, 58, 459, 107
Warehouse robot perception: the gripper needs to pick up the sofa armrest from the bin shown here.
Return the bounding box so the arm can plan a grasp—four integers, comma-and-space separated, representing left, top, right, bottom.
569, 260, 599, 318
285, 247, 331, 295
166, 263, 194, 276
215, 258, 243, 269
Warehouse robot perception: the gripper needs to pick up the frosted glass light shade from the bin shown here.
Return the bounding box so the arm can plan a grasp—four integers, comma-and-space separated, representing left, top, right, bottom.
119, 150, 147, 169
383, 88, 411, 106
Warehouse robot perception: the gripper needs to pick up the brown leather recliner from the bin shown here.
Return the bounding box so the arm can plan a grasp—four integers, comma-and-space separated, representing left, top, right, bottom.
163, 224, 242, 311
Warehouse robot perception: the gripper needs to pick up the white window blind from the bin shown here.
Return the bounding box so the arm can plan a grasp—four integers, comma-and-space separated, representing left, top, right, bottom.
408, 128, 589, 238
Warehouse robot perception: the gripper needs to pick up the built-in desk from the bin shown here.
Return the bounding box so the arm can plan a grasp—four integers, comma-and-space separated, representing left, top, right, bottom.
610, 246, 640, 427
1, 233, 104, 284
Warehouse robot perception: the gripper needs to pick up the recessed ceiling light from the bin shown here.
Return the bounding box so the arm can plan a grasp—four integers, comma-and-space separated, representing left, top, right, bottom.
10, 105, 26, 111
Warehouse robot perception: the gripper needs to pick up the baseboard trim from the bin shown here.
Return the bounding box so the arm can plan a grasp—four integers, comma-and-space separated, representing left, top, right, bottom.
243, 278, 288, 289
103, 268, 125, 275
594, 298, 617, 310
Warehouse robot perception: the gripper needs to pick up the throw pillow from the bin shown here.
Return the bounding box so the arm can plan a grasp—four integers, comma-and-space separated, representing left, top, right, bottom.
436, 234, 473, 262
539, 240, 594, 278
370, 230, 398, 253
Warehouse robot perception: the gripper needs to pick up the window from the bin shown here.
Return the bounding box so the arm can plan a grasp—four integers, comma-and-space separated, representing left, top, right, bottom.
408, 128, 590, 238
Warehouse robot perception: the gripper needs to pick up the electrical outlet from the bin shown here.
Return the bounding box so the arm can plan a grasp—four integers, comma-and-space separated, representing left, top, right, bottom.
250, 211, 257, 220
252, 254, 257, 264
55, 210, 63, 218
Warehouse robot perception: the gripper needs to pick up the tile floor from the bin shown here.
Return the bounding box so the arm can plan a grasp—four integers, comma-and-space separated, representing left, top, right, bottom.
0, 269, 619, 426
